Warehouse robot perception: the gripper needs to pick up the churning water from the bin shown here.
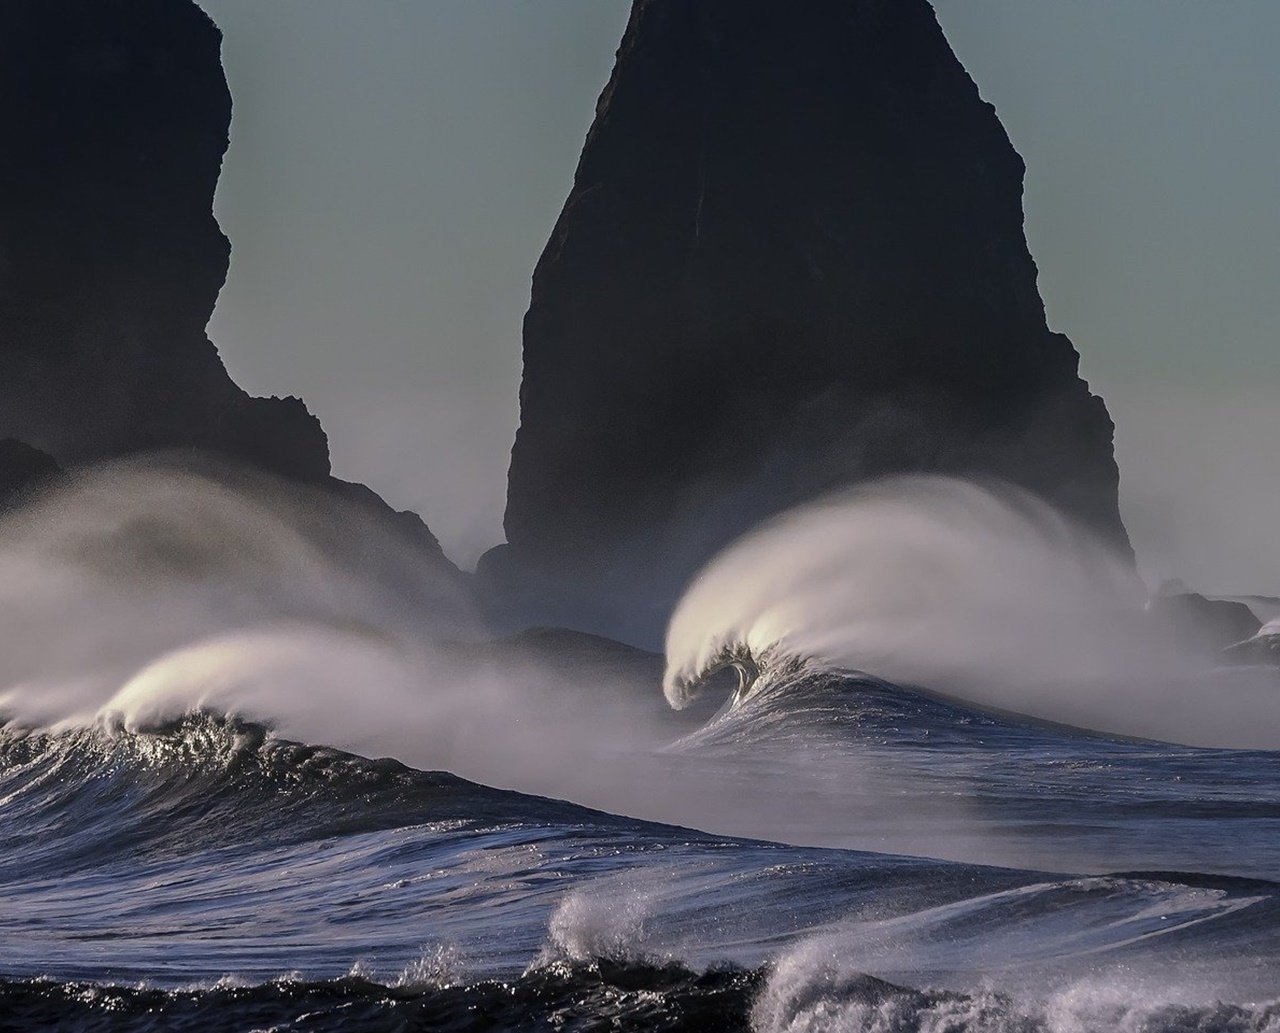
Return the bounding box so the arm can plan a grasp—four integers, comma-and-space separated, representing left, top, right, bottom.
2, 465, 1278, 1032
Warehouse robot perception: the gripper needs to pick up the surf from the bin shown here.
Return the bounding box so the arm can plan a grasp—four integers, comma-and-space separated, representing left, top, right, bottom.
663, 476, 1280, 749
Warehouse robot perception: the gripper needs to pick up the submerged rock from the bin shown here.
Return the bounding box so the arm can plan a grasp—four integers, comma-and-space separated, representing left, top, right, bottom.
495, 0, 1131, 643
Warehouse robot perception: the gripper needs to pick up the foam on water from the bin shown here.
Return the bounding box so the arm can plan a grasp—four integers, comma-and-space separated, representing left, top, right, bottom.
0, 459, 688, 815
2, 461, 1279, 874
664, 476, 1280, 748
2, 461, 1280, 1031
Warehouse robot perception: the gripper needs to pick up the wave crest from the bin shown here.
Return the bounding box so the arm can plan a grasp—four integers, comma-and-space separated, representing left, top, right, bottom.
663, 476, 1280, 747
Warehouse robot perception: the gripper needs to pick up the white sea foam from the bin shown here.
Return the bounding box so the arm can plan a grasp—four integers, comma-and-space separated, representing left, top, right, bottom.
539, 870, 678, 966
753, 920, 1280, 1033
393, 943, 468, 989
0, 458, 686, 821
664, 476, 1280, 748
752, 969, 1280, 1033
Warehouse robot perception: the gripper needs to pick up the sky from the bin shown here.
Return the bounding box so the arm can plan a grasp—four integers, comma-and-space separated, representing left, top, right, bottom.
198, 0, 1280, 596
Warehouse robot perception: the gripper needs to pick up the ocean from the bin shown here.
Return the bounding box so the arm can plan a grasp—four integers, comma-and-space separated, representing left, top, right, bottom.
1, 467, 1278, 1032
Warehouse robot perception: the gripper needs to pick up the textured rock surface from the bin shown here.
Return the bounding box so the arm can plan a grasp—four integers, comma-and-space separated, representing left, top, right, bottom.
498, 0, 1133, 641
0, 0, 452, 568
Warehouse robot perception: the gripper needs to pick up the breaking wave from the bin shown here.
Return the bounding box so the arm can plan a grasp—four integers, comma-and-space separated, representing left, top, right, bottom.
664, 476, 1280, 748
0, 459, 687, 815
3, 462, 1280, 1031
751, 968, 1280, 1033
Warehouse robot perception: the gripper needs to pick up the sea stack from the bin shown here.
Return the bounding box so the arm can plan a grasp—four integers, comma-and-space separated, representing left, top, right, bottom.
0, 0, 454, 566
493, 0, 1131, 642
0, 0, 328, 480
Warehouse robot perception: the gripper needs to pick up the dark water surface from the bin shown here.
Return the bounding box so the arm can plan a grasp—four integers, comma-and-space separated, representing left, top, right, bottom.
3, 667, 1279, 1032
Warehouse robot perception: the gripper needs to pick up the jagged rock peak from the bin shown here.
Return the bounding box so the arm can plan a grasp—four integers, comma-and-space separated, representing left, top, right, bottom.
496, 0, 1131, 642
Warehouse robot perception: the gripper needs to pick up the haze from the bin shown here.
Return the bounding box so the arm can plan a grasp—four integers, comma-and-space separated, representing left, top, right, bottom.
198, 0, 1280, 597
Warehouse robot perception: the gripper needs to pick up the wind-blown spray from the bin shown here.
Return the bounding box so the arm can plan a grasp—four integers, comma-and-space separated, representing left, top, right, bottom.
664, 476, 1280, 747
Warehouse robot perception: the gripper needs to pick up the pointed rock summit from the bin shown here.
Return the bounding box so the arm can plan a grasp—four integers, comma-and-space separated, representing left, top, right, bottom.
495, 0, 1131, 641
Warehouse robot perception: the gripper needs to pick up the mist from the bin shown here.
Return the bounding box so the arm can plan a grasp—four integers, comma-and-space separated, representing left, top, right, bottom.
0, 460, 661, 787
0, 459, 813, 846
1109, 383, 1280, 597
0, 459, 1055, 862
664, 476, 1280, 749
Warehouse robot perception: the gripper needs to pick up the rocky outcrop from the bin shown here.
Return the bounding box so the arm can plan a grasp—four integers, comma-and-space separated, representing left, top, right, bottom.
0, 0, 452, 568
494, 0, 1132, 642
1223, 620, 1280, 665
1148, 581, 1262, 654
0, 0, 327, 478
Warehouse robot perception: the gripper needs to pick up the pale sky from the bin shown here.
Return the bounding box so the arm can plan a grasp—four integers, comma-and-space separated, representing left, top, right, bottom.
199, 1, 1280, 596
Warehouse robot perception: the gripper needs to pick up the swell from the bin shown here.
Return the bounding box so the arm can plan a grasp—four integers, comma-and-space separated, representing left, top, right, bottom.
4, 719, 1280, 1013
0, 715, 601, 880
670, 655, 1136, 754
0, 964, 763, 1033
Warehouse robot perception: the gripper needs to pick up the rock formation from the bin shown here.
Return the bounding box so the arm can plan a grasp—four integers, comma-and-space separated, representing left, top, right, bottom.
0, 0, 451, 566
1148, 580, 1262, 654
1224, 620, 1280, 665
493, 0, 1132, 642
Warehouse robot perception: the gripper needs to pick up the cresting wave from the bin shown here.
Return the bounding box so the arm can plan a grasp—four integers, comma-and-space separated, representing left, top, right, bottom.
3, 461, 1280, 868
6, 463, 1276, 784
663, 476, 1280, 749
4, 460, 1280, 1033
3, 715, 1280, 1033
0, 459, 690, 816
661, 477, 1142, 713
0, 457, 470, 732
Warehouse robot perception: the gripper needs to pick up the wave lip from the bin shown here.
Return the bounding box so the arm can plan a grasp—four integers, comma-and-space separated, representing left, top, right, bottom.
663, 640, 764, 711
662, 475, 1280, 749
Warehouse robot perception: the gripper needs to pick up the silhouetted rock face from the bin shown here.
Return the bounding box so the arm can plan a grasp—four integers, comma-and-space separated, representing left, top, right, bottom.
0, 0, 328, 481
499, 0, 1131, 640
0, 0, 456, 570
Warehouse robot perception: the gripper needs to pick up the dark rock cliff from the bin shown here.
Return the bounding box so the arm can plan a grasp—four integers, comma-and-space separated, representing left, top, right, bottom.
0, 0, 327, 478
0, 0, 452, 567
495, 0, 1132, 642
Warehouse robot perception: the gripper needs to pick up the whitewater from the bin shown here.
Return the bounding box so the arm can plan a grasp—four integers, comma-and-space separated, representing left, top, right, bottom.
2, 461, 1279, 1032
